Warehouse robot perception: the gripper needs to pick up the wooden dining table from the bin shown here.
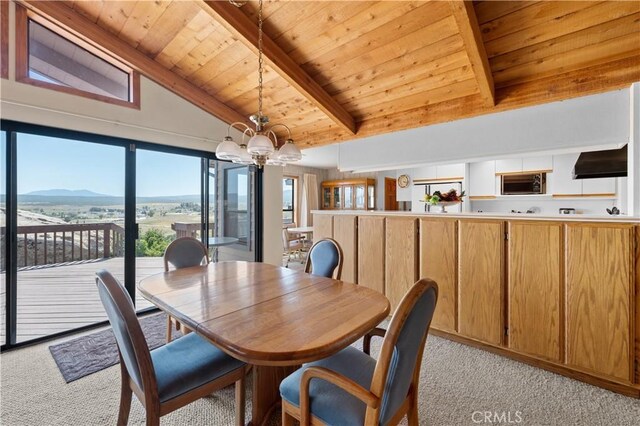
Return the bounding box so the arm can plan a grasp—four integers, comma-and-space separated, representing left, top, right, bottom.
138, 261, 390, 426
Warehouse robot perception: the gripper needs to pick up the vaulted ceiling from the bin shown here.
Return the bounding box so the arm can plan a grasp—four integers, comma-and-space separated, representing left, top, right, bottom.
22, 1, 640, 148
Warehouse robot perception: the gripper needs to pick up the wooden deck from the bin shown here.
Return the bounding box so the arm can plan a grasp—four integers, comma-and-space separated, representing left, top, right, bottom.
1, 257, 164, 344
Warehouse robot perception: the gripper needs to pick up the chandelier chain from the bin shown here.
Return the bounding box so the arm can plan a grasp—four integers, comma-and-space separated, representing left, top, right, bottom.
257, 0, 264, 120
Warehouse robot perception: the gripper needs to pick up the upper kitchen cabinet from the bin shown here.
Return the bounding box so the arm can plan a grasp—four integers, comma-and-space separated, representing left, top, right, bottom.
495, 159, 523, 174
582, 178, 617, 195
523, 156, 553, 172
549, 154, 616, 196
436, 164, 465, 180
496, 157, 553, 174
549, 153, 582, 196
469, 161, 496, 197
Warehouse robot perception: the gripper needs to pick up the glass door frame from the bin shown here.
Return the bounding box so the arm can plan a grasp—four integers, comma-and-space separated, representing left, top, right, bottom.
1, 119, 263, 350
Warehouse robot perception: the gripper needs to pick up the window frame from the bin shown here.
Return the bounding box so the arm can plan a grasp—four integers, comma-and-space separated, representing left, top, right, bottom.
14, 5, 140, 109
282, 176, 297, 225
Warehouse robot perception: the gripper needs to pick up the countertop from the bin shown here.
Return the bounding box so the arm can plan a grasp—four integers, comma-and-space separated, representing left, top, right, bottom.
311, 210, 640, 223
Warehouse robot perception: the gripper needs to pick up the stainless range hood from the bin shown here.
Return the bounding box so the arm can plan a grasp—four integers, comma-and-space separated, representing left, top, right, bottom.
573, 145, 627, 179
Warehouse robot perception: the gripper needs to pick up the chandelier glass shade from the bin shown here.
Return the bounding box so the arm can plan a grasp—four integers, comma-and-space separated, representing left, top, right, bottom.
215, 0, 302, 168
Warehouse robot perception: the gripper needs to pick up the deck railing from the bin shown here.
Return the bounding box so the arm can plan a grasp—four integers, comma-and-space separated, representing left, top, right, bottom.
0, 223, 125, 269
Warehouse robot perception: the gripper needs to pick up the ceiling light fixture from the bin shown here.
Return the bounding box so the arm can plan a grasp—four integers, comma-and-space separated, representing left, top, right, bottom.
216, 0, 302, 168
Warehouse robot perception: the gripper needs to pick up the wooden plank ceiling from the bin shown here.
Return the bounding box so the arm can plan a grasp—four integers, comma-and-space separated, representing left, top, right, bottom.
27, 1, 640, 148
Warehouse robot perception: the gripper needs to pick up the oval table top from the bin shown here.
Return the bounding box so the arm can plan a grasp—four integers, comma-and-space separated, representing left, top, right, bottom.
138, 261, 390, 366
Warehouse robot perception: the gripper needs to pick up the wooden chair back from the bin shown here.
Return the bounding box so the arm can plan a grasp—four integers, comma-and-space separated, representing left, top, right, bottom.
366, 278, 438, 424
163, 237, 209, 272
95, 270, 160, 409
303, 238, 343, 280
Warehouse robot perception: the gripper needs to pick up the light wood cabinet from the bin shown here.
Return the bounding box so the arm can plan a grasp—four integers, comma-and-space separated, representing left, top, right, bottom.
458, 220, 504, 345
357, 216, 385, 295
321, 179, 375, 210
385, 217, 418, 311
333, 215, 357, 283
420, 218, 457, 333
566, 223, 634, 382
313, 214, 333, 241
312, 212, 640, 397
507, 221, 562, 361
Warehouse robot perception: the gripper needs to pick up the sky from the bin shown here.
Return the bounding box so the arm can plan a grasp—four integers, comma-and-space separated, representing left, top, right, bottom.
7, 132, 202, 197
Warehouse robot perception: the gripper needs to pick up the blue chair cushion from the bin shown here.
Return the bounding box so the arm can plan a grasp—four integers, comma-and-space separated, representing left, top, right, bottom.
280, 346, 376, 425
151, 332, 245, 402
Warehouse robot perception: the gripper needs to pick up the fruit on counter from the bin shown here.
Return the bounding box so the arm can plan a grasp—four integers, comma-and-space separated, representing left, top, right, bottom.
423, 189, 465, 205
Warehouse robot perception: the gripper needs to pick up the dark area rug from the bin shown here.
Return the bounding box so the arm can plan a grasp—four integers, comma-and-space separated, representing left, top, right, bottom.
49, 313, 181, 383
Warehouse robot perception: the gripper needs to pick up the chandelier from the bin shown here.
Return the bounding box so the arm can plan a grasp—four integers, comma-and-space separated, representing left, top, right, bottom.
215, 0, 302, 168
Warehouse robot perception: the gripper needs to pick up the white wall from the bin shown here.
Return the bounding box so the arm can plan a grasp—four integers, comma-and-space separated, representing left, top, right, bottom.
262, 165, 283, 265
337, 89, 630, 172
629, 83, 640, 215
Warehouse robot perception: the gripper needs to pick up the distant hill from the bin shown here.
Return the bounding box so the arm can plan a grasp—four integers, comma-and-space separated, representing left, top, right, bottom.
24, 189, 111, 197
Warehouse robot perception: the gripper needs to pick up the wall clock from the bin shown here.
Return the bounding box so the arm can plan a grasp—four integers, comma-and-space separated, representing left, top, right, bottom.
398, 174, 410, 188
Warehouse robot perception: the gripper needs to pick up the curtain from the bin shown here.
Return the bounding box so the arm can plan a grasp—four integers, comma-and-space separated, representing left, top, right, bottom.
300, 173, 318, 227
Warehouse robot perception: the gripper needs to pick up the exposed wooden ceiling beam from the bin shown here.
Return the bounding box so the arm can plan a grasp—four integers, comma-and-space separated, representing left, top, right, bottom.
449, 0, 495, 106
296, 55, 640, 148
202, 1, 357, 135
20, 0, 249, 127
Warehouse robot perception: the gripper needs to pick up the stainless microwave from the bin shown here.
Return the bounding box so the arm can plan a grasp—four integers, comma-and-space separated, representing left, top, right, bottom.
501, 173, 546, 195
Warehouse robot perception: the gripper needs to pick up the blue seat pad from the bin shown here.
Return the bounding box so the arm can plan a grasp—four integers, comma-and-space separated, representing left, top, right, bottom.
280, 346, 377, 425
151, 332, 245, 402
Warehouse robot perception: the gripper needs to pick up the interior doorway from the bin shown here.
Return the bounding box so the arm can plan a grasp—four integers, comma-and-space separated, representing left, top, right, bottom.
384, 177, 398, 211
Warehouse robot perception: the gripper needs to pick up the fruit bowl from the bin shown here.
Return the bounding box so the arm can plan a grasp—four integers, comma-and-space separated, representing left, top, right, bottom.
431, 201, 461, 213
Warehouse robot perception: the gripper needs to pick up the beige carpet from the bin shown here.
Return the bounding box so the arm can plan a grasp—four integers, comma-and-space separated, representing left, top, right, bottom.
1, 323, 639, 426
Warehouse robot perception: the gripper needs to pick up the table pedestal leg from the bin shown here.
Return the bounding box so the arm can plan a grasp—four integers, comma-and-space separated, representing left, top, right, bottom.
249, 365, 298, 426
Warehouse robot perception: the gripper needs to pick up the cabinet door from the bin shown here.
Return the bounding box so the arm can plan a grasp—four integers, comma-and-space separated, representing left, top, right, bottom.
582, 178, 616, 195
322, 187, 331, 209
522, 156, 552, 172
333, 186, 342, 209
420, 219, 457, 332
355, 185, 365, 209
495, 159, 523, 174
385, 218, 418, 311
469, 161, 496, 196
508, 222, 561, 361
549, 154, 582, 195
436, 163, 465, 180
458, 220, 504, 345
313, 214, 333, 241
333, 215, 357, 283
343, 185, 354, 209
358, 216, 385, 295
566, 224, 633, 382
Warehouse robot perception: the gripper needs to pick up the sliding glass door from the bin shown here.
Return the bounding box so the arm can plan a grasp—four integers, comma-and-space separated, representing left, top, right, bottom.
14, 133, 126, 343
209, 161, 256, 262
1, 121, 261, 348
135, 149, 202, 311
1, 131, 6, 346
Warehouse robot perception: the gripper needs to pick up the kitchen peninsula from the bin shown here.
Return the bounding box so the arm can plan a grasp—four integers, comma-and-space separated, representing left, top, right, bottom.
313, 210, 640, 397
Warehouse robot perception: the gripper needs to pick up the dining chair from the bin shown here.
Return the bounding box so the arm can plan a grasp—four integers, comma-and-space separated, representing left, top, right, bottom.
303, 238, 343, 279
282, 227, 304, 267
280, 278, 438, 426
163, 237, 209, 342
95, 269, 248, 426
